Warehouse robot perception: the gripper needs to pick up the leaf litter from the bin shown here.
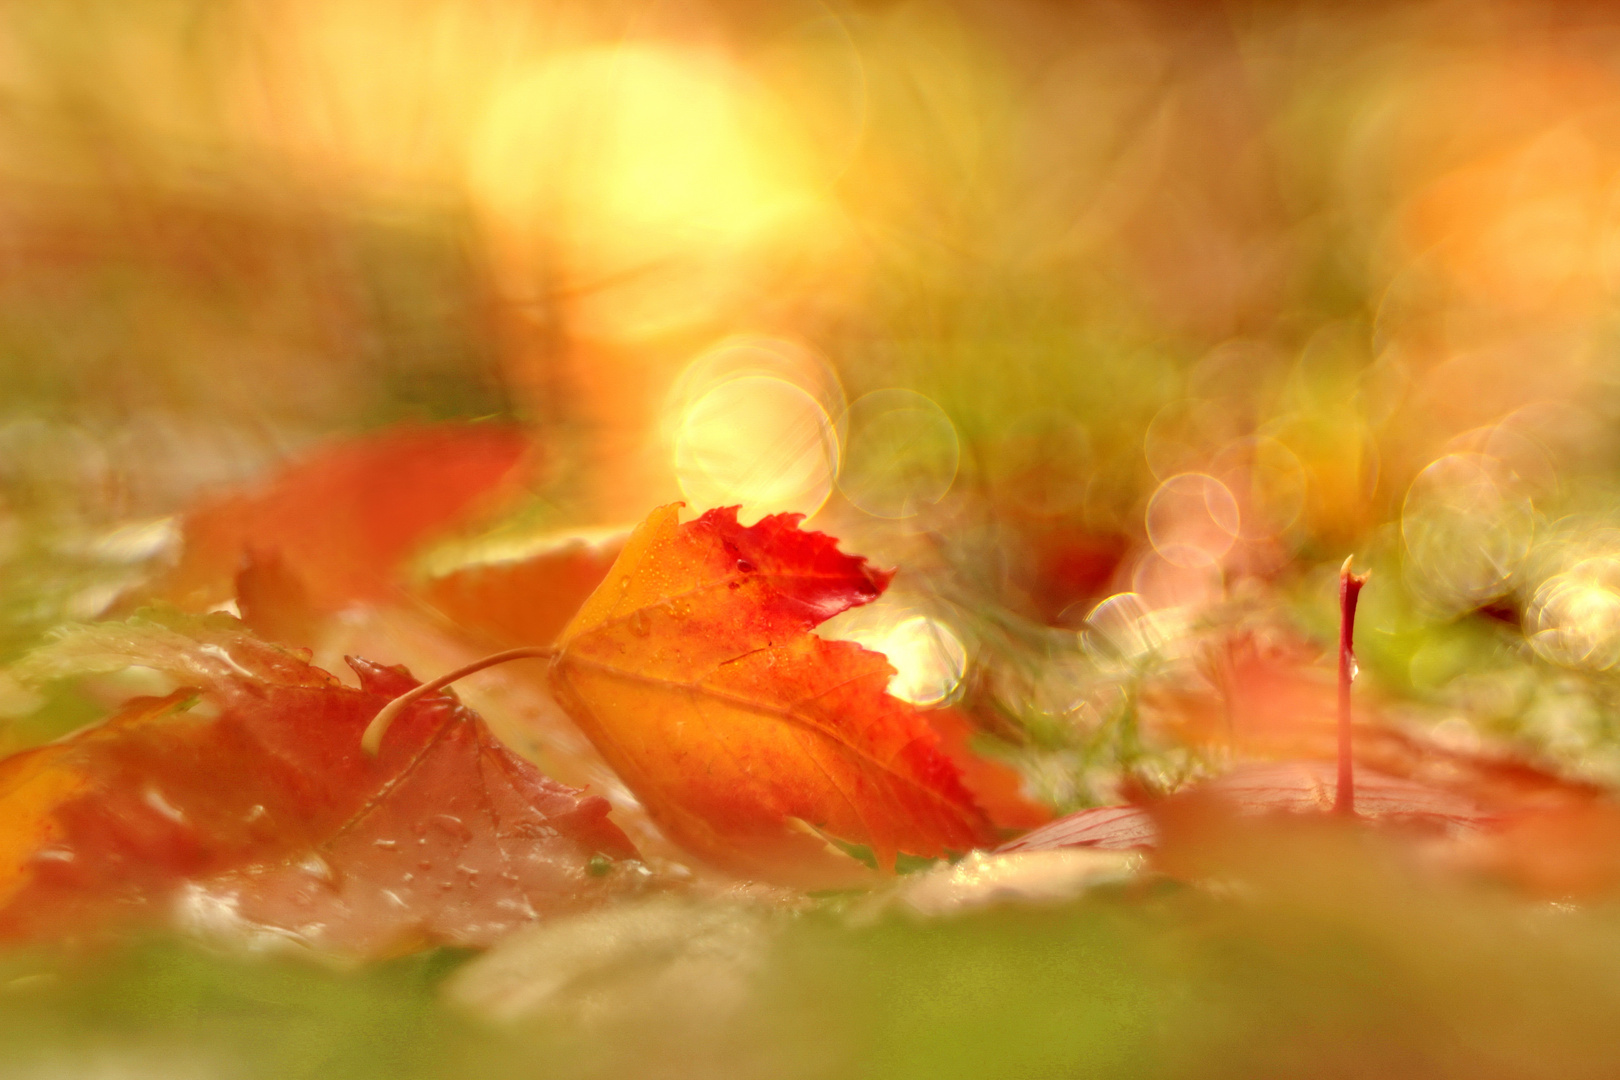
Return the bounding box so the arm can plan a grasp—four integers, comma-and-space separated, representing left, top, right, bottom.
7, 428, 1620, 1077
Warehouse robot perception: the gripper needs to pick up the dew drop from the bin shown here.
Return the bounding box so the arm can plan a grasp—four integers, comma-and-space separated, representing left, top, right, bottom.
142, 786, 186, 825
299, 854, 335, 885
629, 609, 652, 636
736, 558, 756, 573
429, 814, 472, 842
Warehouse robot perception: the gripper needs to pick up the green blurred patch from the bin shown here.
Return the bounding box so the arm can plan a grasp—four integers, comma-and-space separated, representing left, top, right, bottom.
0, 941, 501, 1080
0, 679, 106, 754
12, 822, 1620, 1080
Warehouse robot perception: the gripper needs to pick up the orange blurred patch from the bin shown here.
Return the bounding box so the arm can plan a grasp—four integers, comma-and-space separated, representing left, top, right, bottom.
924, 709, 1052, 832
0, 741, 92, 912
1464, 800, 1620, 901
421, 530, 626, 649
234, 547, 324, 648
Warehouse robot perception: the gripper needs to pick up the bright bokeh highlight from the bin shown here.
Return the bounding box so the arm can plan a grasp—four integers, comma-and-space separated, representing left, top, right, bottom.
673, 376, 837, 524
838, 390, 960, 519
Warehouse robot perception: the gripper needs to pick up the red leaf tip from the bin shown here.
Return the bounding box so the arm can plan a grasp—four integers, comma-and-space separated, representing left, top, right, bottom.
693, 505, 895, 625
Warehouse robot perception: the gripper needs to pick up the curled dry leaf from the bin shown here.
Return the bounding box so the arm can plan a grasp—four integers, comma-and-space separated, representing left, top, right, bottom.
0, 616, 637, 952
548, 505, 1000, 886
1193, 760, 1491, 827
993, 758, 1620, 905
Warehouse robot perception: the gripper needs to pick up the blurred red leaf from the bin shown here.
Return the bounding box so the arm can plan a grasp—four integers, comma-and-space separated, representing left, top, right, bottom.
0, 618, 636, 952
152, 423, 535, 616
1016, 525, 1129, 625
548, 504, 999, 886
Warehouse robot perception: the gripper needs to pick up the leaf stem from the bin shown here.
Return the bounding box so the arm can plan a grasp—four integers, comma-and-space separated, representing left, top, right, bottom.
360, 646, 557, 756
1336, 556, 1369, 815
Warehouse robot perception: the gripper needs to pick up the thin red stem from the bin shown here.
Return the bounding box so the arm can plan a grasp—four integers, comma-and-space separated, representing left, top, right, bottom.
1336, 556, 1369, 815
360, 646, 556, 756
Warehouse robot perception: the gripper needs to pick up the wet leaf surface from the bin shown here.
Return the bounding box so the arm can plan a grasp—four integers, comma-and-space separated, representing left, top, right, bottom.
0, 616, 636, 952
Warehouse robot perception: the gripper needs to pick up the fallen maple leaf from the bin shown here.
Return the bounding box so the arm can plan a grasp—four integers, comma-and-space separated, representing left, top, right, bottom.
198, 658, 643, 954
544, 504, 999, 886
408, 523, 1048, 853
0, 615, 637, 952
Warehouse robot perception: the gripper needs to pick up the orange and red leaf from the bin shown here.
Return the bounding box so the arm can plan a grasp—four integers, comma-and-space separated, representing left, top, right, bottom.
549, 505, 997, 886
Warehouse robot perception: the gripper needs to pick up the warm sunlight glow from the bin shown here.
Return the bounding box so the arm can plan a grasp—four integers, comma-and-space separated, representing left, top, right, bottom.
877, 614, 968, 706
674, 376, 836, 523
469, 44, 828, 343
834, 612, 968, 707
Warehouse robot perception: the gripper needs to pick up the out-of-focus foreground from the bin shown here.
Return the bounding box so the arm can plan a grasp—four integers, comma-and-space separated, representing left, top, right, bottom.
9, 1, 1620, 1077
